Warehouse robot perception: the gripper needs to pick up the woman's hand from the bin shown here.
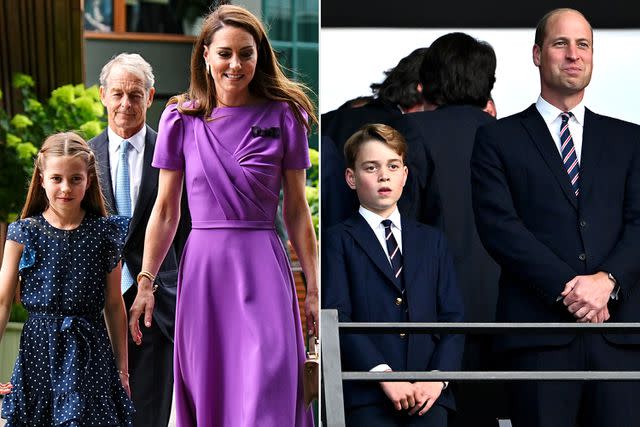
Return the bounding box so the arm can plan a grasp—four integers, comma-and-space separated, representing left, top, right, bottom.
118, 371, 131, 397
128, 279, 155, 345
305, 288, 319, 337
0, 382, 13, 395
282, 169, 319, 338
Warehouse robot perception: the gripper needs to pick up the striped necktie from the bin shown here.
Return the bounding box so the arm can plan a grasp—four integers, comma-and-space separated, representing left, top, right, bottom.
115, 140, 134, 294
381, 219, 403, 287
560, 112, 580, 197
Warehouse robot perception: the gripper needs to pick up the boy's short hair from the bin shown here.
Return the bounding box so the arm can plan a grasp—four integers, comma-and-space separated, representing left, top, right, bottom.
343, 124, 408, 169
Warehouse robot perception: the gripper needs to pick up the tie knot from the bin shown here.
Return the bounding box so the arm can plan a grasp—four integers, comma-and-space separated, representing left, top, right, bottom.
560, 112, 573, 123
120, 140, 130, 155
381, 219, 393, 229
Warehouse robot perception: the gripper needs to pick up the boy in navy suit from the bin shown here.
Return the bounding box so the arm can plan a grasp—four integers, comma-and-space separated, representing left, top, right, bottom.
322, 124, 464, 426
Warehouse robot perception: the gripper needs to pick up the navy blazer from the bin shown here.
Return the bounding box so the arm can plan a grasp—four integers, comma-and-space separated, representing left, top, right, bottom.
89, 127, 190, 342
322, 213, 465, 411
472, 104, 640, 352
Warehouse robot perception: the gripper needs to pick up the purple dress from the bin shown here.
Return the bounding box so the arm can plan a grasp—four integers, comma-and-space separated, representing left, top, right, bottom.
154, 101, 314, 426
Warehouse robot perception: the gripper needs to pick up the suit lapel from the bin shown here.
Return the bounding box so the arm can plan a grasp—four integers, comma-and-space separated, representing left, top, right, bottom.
93, 130, 116, 214
577, 109, 604, 200
520, 105, 578, 210
344, 214, 401, 291
128, 126, 158, 236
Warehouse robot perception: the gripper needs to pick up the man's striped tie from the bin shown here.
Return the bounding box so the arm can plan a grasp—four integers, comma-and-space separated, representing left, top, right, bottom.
560, 112, 580, 197
382, 220, 403, 286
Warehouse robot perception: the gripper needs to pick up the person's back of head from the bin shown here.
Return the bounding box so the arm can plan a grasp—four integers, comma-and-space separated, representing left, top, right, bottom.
420, 32, 496, 108
338, 96, 375, 110
371, 47, 428, 112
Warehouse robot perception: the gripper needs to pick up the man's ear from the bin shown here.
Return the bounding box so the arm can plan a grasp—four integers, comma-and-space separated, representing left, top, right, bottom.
345, 168, 357, 190
99, 85, 107, 107
533, 44, 542, 67
147, 87, 156, 107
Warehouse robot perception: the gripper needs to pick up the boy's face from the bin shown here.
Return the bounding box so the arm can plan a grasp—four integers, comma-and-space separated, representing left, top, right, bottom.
346, 139, 408, 218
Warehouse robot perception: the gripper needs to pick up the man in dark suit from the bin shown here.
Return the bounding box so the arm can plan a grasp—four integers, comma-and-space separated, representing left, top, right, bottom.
395, 33, 503, 427
321, 48, 431, 228
89, 53, 189, 427
323, 124, 464, 426
472, 9, 640, 427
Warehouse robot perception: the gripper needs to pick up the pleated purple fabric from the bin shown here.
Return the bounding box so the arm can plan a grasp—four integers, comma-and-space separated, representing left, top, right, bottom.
153, 101, 313, 427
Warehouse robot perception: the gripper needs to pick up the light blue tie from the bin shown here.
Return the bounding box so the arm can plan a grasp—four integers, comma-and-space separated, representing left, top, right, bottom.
116, 140, 135, 294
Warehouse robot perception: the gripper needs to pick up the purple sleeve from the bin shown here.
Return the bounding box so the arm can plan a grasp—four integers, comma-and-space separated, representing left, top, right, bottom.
282, 105, 311, 170
152, 104, 185, 170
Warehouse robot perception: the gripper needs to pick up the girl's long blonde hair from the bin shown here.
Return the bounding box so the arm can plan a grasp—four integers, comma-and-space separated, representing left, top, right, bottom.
21, 132, 107, 219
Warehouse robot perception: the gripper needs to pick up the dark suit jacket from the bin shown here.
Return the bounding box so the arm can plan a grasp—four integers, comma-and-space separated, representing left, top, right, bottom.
396, 105, 499, 323
472, 104, 640, 352
322, 213, 465, 411
321, 101, 430, 228
89, 126, 190, 342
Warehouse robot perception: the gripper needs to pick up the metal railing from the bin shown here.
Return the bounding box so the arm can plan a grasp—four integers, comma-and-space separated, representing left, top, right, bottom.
321, 309, 640, 427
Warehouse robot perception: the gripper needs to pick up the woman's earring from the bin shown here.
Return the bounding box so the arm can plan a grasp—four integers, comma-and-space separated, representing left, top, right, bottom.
205, 62, 210, 76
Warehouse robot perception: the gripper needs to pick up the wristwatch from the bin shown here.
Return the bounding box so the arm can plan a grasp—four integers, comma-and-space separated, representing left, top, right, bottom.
607, 272, 620, 300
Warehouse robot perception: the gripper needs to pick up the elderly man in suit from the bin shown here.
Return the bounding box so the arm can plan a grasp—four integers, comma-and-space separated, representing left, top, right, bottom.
89, 53, 189, 427
472, 9, 640, 427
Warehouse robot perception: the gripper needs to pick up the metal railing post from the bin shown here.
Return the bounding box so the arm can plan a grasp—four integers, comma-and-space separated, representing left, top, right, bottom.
320, 309, 640, 425
321, 309, 346, 427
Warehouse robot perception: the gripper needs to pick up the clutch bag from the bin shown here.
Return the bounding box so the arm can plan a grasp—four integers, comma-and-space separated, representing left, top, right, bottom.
303, 335, 319, 407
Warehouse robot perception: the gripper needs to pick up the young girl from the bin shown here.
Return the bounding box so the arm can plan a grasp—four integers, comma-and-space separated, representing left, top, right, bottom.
0, 132, 134, 425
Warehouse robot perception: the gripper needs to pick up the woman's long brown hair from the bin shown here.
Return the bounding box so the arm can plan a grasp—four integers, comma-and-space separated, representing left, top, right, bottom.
170, 4, 317, 131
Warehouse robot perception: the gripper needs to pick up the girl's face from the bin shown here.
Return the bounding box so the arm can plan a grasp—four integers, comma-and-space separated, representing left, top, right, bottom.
203, 25, 258, 106
40, 155, 91, 214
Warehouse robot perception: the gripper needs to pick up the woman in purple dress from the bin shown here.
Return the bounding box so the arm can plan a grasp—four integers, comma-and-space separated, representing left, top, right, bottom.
128, 4, 318, 426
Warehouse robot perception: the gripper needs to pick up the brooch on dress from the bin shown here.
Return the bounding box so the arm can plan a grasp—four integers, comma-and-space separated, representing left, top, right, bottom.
251, 126, 280, 138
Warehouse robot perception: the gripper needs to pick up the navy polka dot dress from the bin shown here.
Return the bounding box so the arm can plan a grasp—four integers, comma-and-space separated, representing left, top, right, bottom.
1, 213, 135, 426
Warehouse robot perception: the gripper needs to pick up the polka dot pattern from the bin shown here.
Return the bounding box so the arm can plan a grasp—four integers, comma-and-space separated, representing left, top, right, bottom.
1, 213, 135, 426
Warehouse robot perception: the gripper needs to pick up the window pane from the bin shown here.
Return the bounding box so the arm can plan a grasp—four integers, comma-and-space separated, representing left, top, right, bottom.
127, 0, 182, 33
263, 0, 292, 40
296, 0, 318, 42
84, 0, 114, 32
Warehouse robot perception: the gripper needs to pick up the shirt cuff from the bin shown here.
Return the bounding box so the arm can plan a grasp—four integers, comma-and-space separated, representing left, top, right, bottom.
370, 364, 392, 372
431, 369, 448, 389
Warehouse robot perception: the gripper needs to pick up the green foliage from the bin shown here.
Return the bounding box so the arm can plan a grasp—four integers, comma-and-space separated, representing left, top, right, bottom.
0, 73, 106, 221
306, 148, 319, 235
9, 301, 28, 323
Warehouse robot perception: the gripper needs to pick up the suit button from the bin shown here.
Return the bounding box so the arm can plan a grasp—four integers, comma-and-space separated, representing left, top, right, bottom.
580, 220, 587, 227
399, 333, 407, 338
395, 297, 403, 306
578, 253, 586, 261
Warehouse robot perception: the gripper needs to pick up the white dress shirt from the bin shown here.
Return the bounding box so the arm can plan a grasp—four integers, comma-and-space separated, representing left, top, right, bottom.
107, 126, 146, 215
359, 206, 403, 265
536, 95, 585, 163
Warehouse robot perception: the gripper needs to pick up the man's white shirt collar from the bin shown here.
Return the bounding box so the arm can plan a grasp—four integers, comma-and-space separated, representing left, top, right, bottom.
359, 206, 402, 231
536, 95, 585, 127
107, 126, 146, 153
